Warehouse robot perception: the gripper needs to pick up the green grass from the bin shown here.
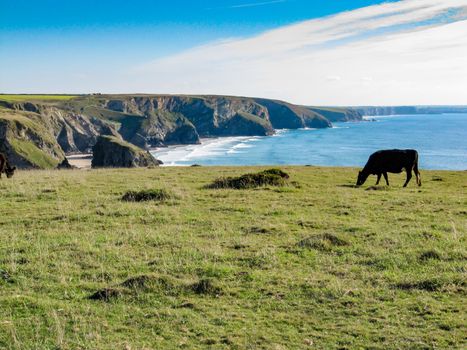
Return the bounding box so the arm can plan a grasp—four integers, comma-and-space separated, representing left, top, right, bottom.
0, 112, 64, 169
8, 139, 59, 169
0, 167, 465, 349
0, 95, 78, 102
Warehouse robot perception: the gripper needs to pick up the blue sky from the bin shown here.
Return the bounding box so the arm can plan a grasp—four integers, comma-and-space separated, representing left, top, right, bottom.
1, 1, 394, 60
1, 0, 466, 105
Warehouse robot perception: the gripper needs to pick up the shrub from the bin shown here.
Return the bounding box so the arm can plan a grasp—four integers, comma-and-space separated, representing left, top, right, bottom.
121, 189, 173, 202
206, 169, 289, 189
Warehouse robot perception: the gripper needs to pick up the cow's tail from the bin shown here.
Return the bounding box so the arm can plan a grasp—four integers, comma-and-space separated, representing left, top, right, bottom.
414, 151, 421, 186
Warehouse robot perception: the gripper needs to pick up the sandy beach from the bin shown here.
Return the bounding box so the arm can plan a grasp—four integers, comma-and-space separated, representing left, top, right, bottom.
67, 153, 92, 169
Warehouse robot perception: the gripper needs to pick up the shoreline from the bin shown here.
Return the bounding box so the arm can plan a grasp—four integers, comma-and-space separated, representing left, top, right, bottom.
67, 153, 92, 169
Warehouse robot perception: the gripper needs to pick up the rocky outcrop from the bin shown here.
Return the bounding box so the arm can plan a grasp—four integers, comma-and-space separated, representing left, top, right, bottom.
56, 158, 75, 169
91, 135, 162, 168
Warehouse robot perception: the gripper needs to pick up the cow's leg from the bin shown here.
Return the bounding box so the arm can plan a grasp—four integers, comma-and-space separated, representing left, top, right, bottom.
403, 169, 412, 187
376, 173, 381, 185
383, 172, 389, 186
414, 164, 421, 186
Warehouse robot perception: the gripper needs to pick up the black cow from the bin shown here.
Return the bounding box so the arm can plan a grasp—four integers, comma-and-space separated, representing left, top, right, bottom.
356, 149, 421, 187
0, 153, 16, 178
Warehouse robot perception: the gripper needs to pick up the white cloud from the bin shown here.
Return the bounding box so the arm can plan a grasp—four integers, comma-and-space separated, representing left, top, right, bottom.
124, 0, 467, 105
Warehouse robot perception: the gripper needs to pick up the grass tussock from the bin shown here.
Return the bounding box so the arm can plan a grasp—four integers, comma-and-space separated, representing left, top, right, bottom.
298, 233, 349, 251
205, 168, 290, 189
190, 278, 222, 296
121, 188, 174, 202
419, 249, 443, 261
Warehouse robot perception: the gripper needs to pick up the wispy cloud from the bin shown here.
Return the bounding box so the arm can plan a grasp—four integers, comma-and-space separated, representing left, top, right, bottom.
230, 0, 287, 9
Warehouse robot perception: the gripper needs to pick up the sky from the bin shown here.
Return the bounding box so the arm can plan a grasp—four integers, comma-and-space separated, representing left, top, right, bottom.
1, 0, 467, 105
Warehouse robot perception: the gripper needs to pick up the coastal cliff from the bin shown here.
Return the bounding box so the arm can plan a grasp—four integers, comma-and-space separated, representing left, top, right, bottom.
307, 107, 362, 122
354, 106, 467, 116
0, 94, 359, 169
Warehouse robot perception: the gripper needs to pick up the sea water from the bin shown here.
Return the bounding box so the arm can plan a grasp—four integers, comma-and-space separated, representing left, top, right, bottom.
151, 113, 467, 170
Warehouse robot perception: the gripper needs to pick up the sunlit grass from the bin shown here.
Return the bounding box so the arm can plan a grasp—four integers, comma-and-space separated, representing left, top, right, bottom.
0, 166, 465, 349
0, 94, 79, 102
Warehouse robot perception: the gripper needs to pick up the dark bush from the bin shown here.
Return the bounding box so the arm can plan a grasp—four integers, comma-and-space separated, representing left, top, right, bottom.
121, 189, 173, 202
205, 169, 289, 189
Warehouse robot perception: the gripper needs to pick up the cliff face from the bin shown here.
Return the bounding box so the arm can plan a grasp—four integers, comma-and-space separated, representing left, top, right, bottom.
3, 101, 120, 153
254, 99, 332, 129
91, 135, 162, 168
354, 106, 418, 116
101, 95, 274, 143
307, 107, 362, 122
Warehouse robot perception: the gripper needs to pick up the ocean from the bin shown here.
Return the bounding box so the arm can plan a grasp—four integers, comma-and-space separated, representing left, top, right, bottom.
151, 113, 467, 170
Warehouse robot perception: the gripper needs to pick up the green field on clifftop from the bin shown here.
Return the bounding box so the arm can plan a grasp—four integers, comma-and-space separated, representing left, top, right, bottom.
0, 167, 465, 349
0, 95, 79, 102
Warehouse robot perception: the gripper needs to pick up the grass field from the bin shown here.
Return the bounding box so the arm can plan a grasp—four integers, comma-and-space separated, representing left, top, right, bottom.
0, 95, 78, 102
0, 167, 465, 349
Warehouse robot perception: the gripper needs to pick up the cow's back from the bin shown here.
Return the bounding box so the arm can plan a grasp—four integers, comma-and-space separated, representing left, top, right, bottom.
366, 149, 418, 173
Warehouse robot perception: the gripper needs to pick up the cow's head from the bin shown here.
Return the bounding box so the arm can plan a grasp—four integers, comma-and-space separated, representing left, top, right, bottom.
356, 171, 367, 186
5, 166, 16, 178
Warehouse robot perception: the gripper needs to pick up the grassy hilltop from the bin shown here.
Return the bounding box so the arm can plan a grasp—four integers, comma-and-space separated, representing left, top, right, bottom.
0, 166, 465, 349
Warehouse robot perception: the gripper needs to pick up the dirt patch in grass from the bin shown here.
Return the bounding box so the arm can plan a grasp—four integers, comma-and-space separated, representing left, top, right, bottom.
244, 226, 279, 235
88, 288, 123, 301
121, 189, 174, 202
394, 279, 444, 292
394, 277, 466, 292
0, 269, 14, 283
298, 233, 349, 251
205, 168, 289, 189
419, 250, 442, 261
190, 278, 222, 296
90, 275, 222, 301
